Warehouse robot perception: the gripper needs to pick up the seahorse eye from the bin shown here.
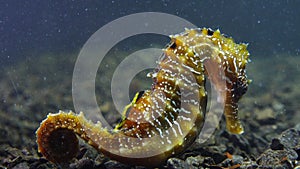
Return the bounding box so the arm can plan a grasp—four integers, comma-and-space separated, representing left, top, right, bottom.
207, 28, 214, 36
136, 91, 145, 101
168, 42, 177, 49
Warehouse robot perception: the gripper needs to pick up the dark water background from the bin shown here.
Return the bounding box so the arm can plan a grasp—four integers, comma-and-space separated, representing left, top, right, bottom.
1, 0, 300, 122
0, 0, 300, 116
1, 2, 300, 168
1, 0, 300, 120
1, 0, 300, 65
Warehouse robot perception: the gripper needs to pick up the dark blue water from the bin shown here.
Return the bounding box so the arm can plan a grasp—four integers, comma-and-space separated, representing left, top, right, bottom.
1, 0, 300, 65
1, 2, 300, 163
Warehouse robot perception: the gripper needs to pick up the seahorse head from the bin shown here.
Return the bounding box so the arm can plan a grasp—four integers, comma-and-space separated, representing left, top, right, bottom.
170, 28, 250, 134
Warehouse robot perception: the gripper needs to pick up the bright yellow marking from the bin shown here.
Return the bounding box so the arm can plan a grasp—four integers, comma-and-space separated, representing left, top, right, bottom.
114, 92, 142, 131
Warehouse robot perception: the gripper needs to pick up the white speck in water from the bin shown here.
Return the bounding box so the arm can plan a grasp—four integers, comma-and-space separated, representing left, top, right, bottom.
43, 77, 47, 81
257, 20, 261, 24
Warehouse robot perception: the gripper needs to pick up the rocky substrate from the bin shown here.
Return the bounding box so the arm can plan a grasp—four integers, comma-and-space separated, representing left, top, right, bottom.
1, 125, 300, 169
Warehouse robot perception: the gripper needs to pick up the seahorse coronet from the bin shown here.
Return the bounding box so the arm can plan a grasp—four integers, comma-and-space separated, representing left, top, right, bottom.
36, 28, 250, 167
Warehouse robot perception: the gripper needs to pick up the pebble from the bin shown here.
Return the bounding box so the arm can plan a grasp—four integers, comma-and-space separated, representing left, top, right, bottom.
255, 108, 276, 121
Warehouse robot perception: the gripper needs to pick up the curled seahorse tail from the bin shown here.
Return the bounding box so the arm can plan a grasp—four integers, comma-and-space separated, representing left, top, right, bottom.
36, 111, 83, 164
36, 110, 193, 166
36, 111, 116, 164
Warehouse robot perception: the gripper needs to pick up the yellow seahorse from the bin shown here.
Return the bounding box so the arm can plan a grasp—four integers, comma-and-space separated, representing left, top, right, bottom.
36, 28, 250, 167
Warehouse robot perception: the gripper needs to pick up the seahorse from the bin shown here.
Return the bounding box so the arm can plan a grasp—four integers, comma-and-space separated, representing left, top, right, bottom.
36, 28, 250, 167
